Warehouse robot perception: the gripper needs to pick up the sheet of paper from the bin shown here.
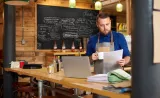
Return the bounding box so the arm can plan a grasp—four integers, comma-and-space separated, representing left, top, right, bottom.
87, 74, 109, 83
154, 0, 160, 9
103, 49, 123, 64
153, 11, 160, 63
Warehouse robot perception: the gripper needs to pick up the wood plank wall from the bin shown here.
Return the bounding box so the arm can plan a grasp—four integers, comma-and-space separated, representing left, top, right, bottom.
0, 0, 126, 66
0, 2, 3, 50
15, 0, 95, 66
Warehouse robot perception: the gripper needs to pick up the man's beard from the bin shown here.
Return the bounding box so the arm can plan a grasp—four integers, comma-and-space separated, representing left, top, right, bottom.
102, 30, 111, 35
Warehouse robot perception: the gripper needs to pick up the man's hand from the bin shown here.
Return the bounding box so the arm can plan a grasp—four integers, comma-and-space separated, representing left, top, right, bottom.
92, 52, 98, 61
117, 59, 125, 67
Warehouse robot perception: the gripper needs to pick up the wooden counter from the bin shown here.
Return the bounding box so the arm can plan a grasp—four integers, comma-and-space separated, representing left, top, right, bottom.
5, 67, 130, 98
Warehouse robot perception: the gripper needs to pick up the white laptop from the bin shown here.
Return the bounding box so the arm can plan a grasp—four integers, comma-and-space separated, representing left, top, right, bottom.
62, 56, 92, 78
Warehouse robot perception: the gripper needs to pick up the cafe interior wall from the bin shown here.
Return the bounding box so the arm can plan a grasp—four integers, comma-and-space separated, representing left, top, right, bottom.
0, 0, 127, 66
0, 2, 3, 50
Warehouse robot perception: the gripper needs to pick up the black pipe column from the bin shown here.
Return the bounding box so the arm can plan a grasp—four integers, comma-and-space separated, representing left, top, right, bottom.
3, 4, 16, 98
131, 0, 160, 98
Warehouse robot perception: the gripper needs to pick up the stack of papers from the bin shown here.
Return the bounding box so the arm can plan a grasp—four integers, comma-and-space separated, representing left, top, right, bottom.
87, 68, 132, 83
87, 74, 109, 83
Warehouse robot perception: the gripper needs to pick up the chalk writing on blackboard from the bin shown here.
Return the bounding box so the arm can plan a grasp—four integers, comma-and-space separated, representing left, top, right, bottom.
43, 17, 61, 24
63, 32, 79, 38
37, 4, 99, 49
76, 18, 87, 24
60, 18, 75, 25
62, 25, 78, 31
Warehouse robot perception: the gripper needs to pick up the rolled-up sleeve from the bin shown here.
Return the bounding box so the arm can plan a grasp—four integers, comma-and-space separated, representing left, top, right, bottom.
86, 37, 94, 56
118, 34, 130, 58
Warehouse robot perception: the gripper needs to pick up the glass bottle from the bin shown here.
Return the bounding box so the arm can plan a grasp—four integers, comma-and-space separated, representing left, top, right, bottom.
62, 40, 66, 52
71, 41, 75, 52
53, 40, 57, 50
57, 56, 61, 71
79, 41, 83, 52
56, 56, 59, 72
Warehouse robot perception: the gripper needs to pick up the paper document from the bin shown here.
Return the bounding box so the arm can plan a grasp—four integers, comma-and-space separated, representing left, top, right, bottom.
103, 49, 123, 64
87, 68, 131, 83
87, 74, 109, 83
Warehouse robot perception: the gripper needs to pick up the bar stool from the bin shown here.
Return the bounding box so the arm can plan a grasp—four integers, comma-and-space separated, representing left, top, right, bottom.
16, 85, 37, 98
13, 77, 38, 98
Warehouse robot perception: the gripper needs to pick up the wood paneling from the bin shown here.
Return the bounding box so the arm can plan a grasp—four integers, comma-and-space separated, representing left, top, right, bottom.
0, 24, 3, 49
16, 51, 35, 57
16, 47, 35, 51
14, 0, 94, 64
16, 31, 35, 37
16, 57, 35, 62
0, 3, 3, 50
16, 41, 35, 47
16, 27, 35, 32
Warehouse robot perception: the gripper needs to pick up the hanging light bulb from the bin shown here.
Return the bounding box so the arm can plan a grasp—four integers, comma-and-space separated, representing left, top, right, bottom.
95, 1, 102, 10
69, 0, 76, 8
116, 2, 123, 12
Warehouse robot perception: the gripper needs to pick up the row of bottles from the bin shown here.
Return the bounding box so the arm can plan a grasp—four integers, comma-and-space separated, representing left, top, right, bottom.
53, 41, 83, 52
47, 56, 62, 74
117, 23, 127, 35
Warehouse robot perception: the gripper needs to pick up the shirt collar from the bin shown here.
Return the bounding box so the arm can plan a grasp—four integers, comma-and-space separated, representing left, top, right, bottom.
98, 32, 112, 38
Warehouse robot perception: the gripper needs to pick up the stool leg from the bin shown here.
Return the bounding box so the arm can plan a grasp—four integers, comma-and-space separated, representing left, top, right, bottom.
50, 82, 56, 96
38, 80, 43, 98
72, 88, 80, 98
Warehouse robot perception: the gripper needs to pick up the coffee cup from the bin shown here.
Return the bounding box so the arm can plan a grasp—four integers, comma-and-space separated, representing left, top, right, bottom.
98, 52, 104, 60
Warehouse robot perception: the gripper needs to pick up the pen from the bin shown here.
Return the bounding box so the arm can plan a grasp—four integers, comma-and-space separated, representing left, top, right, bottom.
119, 88, 131, 93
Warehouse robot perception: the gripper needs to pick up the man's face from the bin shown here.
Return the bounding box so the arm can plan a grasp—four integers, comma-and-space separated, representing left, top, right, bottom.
96, 17, 111, 35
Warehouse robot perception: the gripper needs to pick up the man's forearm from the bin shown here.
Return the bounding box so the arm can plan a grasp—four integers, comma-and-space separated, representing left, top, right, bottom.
89, 56, 94, 63
124, 56, 130, 65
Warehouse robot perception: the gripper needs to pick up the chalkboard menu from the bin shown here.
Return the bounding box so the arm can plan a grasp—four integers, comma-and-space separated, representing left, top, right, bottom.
37, 4, 99, 49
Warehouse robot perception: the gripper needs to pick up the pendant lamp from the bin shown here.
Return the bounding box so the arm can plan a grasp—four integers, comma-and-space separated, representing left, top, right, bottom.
5, 0, 30, 6
95, 1, 102, 10
69, 0, 76, 8
116, 2, 123, 12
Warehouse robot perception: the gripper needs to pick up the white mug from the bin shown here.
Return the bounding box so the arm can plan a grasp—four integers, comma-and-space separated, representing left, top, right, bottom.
98, 52, 104, 60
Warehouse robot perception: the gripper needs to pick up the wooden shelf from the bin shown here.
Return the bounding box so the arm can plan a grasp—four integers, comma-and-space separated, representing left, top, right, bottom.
45, 51, 86, 66
46, 51, 86, 56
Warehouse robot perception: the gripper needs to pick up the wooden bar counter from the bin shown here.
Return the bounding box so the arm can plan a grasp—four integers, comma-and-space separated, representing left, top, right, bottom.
5, 67, 130, 98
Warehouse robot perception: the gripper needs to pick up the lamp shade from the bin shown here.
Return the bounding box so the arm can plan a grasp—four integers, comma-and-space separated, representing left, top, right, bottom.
5, 0, 30, 6
116, 3, 123, 12
69, 0, 76, 8
95, 1, 102, 10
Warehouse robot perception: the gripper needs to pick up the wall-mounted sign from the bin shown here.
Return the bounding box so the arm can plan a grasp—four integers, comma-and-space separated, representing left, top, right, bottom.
153, 11, 160, 63
154, 0, 160, 9
153, 0, 160, 63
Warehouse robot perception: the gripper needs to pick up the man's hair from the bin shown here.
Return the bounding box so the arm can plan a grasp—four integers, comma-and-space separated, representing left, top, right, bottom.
96, 13, 110, 21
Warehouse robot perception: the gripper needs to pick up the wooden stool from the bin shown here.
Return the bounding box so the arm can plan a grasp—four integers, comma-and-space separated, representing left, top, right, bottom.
16, 86, 37, 98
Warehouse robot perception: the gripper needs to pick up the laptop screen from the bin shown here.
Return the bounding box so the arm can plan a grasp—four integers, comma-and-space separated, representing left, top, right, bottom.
62, 56, 91, 78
